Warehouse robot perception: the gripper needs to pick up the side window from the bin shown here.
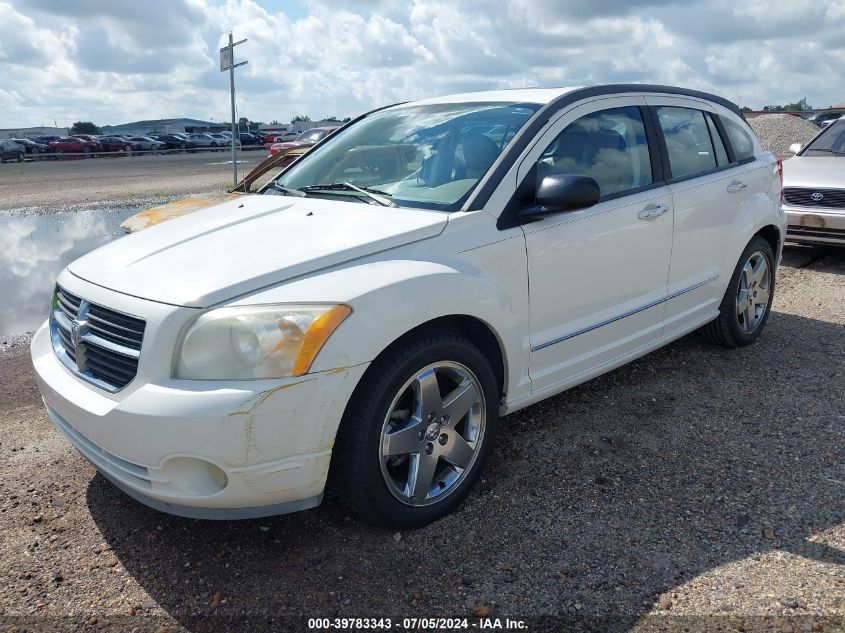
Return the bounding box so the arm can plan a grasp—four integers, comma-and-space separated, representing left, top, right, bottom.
537, 106, 652, 198
720, 116, 755, 161
656, 107, 717, 179
704, 113, 729, 166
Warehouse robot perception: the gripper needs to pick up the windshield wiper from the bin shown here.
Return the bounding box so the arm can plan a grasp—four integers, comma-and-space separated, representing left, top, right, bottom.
268, 182, 306, 197
299, 182, 396, 207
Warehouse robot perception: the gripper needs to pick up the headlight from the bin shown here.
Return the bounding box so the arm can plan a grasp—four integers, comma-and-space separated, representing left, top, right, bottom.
174, 304, 351, 380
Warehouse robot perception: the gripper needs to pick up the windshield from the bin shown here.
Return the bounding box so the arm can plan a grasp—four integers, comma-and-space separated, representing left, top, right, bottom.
267, 101, 540, 211
297, 129, 327, 142
803, 119, 845, 155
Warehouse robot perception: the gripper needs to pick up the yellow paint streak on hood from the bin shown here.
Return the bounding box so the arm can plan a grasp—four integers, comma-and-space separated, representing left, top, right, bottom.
120, 192, 246, 233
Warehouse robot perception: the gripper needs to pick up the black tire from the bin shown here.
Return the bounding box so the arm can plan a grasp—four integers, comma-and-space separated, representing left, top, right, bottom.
17, 152, 24, 163
330, 330, 499, 528
701, 235, 775, 347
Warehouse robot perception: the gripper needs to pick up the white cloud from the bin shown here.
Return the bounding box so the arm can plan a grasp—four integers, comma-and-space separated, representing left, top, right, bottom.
1, 0, 844, 128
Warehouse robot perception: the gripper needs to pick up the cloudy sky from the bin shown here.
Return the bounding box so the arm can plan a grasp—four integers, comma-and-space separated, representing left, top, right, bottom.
1, 0, 844, 128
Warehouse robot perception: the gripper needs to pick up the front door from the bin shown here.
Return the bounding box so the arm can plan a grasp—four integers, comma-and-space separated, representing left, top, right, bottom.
520, 97, 674, 391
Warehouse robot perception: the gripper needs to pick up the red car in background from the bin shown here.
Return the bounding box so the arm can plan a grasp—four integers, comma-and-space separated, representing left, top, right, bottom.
268, 126, 339, 156
48, 136, 99, 158
71, 134, 103, 151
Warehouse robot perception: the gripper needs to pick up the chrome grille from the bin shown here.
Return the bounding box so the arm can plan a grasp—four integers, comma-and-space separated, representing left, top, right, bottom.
783, 187, 845, 209
50, 286, 146, 392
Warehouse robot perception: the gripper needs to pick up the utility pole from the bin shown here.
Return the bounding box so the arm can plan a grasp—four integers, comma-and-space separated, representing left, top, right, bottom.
220, 33, 248, 188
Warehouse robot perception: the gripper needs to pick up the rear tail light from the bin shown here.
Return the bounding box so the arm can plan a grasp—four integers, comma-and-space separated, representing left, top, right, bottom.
776, 158, 784, 202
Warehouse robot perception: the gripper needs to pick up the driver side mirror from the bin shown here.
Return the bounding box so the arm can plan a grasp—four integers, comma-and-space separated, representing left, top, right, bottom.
519, 173, 601, 220
788, 143, 802, 155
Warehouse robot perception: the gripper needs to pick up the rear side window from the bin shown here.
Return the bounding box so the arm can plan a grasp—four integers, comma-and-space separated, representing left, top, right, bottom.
655, 107, 717, 179
704, 113, 729, 166
537, 106, 653, 198
720, 116, 755, 161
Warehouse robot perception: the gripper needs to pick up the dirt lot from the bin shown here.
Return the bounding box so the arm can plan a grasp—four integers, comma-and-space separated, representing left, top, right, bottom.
0, 245, 843, 632
0, 152, 264, 212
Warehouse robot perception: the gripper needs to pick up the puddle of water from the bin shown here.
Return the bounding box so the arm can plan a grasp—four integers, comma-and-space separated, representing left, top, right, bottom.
0, 208, 138, 339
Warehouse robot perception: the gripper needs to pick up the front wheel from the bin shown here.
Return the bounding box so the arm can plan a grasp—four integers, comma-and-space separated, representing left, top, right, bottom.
701, 235, 775, 347
331, 332, 499, 528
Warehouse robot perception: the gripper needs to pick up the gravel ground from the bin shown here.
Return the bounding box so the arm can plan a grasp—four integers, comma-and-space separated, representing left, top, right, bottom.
0, 152, 263, 212
748, 114, 822, 159
0, 244, 843, 632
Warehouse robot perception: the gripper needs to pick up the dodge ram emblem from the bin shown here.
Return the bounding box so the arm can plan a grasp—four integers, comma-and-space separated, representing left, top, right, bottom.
811, 192, 824, 202
70, 320, 81, 348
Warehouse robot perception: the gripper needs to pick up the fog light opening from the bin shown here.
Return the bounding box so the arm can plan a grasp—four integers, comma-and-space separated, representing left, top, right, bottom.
162, 456, 229, 496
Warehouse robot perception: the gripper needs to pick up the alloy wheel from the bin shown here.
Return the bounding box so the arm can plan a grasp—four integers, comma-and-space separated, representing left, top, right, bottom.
736, 250, 770, 334
379, 361, 486, 507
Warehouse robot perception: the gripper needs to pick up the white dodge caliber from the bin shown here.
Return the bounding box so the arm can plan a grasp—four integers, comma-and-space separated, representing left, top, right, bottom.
32, 85, 786, 527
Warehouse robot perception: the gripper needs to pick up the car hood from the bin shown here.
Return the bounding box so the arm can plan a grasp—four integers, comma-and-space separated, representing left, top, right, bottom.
69, 195, 448, 308
782, 156, 845, 189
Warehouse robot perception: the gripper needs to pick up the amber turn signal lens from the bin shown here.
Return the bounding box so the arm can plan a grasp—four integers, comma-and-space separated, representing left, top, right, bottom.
292, 305, 352, 376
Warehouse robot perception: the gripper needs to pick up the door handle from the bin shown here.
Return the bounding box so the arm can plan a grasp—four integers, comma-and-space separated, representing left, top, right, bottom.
638, 204, 669, 220
727, 180, 747, 193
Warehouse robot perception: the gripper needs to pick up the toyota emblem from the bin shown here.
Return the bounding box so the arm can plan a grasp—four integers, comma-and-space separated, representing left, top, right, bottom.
811, 192, 824, 202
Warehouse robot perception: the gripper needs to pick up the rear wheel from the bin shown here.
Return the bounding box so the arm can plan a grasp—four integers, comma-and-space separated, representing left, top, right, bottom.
701, 235, 775, 347
17, 152, 23, 162
331, 331, 499, 528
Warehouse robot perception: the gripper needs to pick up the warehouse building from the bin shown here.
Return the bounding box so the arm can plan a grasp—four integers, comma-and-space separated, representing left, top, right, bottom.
0, 126, 68, 139
100, 118, 221, 135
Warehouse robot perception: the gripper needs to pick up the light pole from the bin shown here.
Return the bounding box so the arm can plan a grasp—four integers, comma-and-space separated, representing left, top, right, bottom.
220, 33, 248, 189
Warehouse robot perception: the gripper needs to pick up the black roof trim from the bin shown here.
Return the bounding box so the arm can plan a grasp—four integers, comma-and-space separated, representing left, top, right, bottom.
463, 84, 742, 212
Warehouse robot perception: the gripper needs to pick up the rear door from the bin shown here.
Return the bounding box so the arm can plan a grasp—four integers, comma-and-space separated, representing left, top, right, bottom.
645, 97, 756, 337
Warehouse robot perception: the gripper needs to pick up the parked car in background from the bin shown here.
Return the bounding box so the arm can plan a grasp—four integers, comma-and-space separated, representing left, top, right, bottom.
238, 132, 264, 149
0, 139, 25, 162
209, 133, 234, 147
48, 136, 98, 157
33, 85, 785, 527
782, 116, 845, 245
12, 138, 52, 159
268, 126, 339, 155
186, 133, 224, 151
262, 130, 297, 146
71, 134, 103, 151
99, 136, 145, 153
151, 134, 196, 150
806, 111, 843, 127
34, 135, 63, 145
126, 136, 166, 153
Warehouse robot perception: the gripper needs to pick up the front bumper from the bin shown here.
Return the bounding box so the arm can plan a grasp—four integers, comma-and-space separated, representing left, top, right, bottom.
783, 204, 845, 245
31, 322, 368, 519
